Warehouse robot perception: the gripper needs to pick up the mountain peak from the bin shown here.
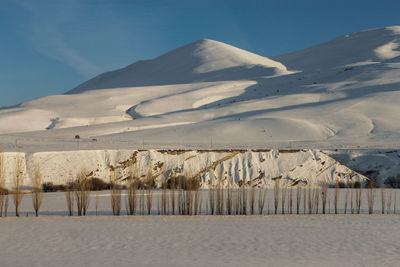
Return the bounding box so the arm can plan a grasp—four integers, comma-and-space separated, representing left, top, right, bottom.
67, 39, 290, 94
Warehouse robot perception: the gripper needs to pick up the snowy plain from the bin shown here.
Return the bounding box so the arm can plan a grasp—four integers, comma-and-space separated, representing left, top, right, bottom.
1, 191, 399, 267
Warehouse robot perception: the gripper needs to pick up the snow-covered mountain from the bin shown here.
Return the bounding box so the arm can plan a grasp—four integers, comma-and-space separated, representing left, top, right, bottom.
1, 26, 399, 147
0, 26, 400, 186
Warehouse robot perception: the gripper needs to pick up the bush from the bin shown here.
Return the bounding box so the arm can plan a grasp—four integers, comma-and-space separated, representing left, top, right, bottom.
88, 177, 107, 191
42, 182, 67, 192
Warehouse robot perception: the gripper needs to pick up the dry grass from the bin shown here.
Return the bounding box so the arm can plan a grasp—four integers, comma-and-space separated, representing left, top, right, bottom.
31, 165, 43, 216
13, 155, 24, 217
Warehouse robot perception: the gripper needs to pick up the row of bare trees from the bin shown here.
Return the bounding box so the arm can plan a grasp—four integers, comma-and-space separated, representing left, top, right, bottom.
0, 154, 43, 217
0, 151, 398, 216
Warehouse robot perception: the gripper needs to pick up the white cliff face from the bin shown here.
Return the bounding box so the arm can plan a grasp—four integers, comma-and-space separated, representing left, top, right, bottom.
1, 149, 366, 189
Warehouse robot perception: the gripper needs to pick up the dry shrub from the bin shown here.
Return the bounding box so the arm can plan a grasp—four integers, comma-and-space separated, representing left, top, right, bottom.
13, 155, 24, 217
31, 165, 43, 216
42, 182, 66, 192
88, 178, 107, 191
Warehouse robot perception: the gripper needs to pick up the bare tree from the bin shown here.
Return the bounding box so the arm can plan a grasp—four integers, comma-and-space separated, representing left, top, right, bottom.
322, 182, 328, 214
274, 180, 280, 214
0, 151, 6, 217
296, 186, 301, 215
74, 170, 91, 216
31, 165, 43, 216
126, 165, 139, 216
334, 181, 339, 214
366, 185, 376, 214
13, 155, 24, 217
258, 188, 266, 215
110, 169, 121, 216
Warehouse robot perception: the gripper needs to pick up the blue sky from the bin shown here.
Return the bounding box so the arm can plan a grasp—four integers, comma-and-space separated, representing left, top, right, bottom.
1, 0, 400, 107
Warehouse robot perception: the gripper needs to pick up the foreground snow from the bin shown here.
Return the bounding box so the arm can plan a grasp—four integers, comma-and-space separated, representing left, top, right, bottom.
0, 215, 398, 267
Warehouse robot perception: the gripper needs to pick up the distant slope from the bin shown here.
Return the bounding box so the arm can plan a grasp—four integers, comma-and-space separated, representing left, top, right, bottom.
274, 26, 400, 70
67, 39, 291, 94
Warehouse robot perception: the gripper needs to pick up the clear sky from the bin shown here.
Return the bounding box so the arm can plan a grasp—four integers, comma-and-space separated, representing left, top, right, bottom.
1, 0, 400, 107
